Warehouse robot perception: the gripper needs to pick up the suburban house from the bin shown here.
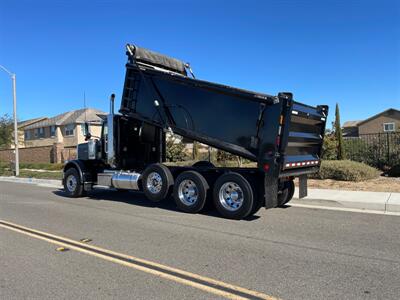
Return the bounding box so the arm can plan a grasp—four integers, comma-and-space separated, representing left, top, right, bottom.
11, 117, 48, 148
343, 108, 400, 137
0, 108, 106, 164
23, 108, 106, 148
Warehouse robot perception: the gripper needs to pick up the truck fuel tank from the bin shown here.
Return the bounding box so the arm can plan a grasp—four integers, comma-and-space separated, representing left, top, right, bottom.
112, 171, 140, 190
97, 171, 141, 190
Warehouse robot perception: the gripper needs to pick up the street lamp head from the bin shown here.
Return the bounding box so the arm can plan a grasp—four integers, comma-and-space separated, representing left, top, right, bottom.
0, 64, 15, 77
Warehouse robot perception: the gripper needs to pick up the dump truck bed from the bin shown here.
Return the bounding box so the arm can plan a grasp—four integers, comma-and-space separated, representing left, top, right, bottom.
120, 45, 328, 176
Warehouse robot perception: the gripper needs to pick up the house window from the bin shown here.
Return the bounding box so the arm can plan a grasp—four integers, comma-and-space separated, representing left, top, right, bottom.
38, 127, 45, 138
34, 128, 39, 138
383, 122, 395, 132
65, 124, 75, 136
81, 124, 90, 136
24, 130, 31, 140
50, 126, 56, 137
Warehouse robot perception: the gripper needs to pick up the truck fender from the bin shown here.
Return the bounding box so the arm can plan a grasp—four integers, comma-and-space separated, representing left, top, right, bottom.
63, 160, 88, 185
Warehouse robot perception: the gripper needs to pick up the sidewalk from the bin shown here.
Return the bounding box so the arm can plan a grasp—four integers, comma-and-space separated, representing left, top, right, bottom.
1, 176, 399, 214
292, 188, 400, 214
0, 176, 62, 189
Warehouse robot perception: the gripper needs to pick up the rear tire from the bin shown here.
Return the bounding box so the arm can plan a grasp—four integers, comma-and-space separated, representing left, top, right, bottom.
249, 187, 263, 216
173, 171, 209, 213
142, 163, 174, 202
213, 172, 254, 220
278, 180, 295, 206
63, 168, 85, 198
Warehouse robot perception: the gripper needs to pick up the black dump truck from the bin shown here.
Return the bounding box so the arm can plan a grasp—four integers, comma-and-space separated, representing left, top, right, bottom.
63, 44, 328, 219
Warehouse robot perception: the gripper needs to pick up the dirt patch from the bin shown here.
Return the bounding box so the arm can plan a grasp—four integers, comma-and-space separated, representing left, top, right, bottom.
296, 176, 400, 193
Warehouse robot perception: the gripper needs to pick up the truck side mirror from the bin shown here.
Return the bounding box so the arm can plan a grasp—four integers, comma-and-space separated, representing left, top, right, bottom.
84, 122, 92, 141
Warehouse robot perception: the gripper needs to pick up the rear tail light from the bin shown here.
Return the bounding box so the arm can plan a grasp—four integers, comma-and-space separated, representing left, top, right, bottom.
285, 160, 319, 168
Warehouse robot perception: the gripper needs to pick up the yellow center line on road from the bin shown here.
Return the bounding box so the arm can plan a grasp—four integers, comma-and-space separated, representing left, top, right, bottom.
0, 219, 281, 300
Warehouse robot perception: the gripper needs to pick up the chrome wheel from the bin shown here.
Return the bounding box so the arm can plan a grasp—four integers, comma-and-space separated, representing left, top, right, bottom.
66, 174, 77, 193
146, 172, 163, 194
178, 179, 199, 206
218, 181, 244, 211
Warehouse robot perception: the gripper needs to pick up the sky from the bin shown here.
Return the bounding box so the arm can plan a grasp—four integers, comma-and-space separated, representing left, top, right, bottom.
0, 0, 399, 128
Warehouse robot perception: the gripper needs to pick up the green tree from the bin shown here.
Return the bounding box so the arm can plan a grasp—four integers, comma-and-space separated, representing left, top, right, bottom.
0, 114, 13, 149
334, 103, 345, 160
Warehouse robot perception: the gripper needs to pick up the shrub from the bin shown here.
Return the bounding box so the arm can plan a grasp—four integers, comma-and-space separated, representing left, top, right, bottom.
322, 133, 337, 160
386, 164, 400, 177
166, 135, 187, 162
311, 160, 379, 181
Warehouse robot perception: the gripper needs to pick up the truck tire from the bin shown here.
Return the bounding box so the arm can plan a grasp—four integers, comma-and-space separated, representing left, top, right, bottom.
249, 186, 263, 216
63, 168, 85, 197
278, 180, 295, 207
173, 171, 209, 213
213, 172, 254, 220
142, 163, 174, 202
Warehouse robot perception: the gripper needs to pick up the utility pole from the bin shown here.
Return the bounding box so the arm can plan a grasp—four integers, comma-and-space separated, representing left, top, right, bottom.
0, 65, 19, 176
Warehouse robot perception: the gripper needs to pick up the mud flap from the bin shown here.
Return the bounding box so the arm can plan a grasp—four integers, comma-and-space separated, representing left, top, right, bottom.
264, 175, 278, 208
298, 174, 308, 198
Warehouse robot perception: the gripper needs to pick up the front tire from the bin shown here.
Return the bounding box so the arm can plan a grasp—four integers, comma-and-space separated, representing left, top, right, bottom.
142, 163, 174, 202
64, 168, 85, 197
173, 171, 209, 213
213, 172, 254, 220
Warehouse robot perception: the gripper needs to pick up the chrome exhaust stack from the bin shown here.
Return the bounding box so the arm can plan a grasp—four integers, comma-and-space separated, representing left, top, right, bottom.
107, 94, 116, 167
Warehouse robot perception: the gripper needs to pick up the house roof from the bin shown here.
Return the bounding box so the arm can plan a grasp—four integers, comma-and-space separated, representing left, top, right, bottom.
357, 108, 400, 126
343, 120, 362, 128
24, 108, 106, 130
18, 117, 47, 129
343, 108, 400, 128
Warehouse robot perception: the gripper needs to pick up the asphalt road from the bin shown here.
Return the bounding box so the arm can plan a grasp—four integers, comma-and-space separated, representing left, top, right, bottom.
1, 181, 399, 300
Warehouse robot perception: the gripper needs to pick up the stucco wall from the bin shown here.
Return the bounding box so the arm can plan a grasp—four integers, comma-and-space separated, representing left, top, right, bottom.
358, 112, 400, 135
24, 137, 57, 148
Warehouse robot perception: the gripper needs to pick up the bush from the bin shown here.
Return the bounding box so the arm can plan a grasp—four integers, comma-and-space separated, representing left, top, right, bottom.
386, 164, 400, 177
311, 160, 379, 181
166, 135, 187, 162
321, 133, 337, 160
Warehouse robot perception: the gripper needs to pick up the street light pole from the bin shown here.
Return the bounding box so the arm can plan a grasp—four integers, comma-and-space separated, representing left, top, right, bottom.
0, 65, 19, 176
11, 74, 19, 176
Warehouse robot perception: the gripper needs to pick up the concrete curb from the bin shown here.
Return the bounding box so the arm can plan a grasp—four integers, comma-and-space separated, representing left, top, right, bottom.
292, 188, 400, 214
0, 176, 62, 189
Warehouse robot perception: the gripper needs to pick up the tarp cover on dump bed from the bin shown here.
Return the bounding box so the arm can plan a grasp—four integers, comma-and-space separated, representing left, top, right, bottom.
131, 45, 187, 76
